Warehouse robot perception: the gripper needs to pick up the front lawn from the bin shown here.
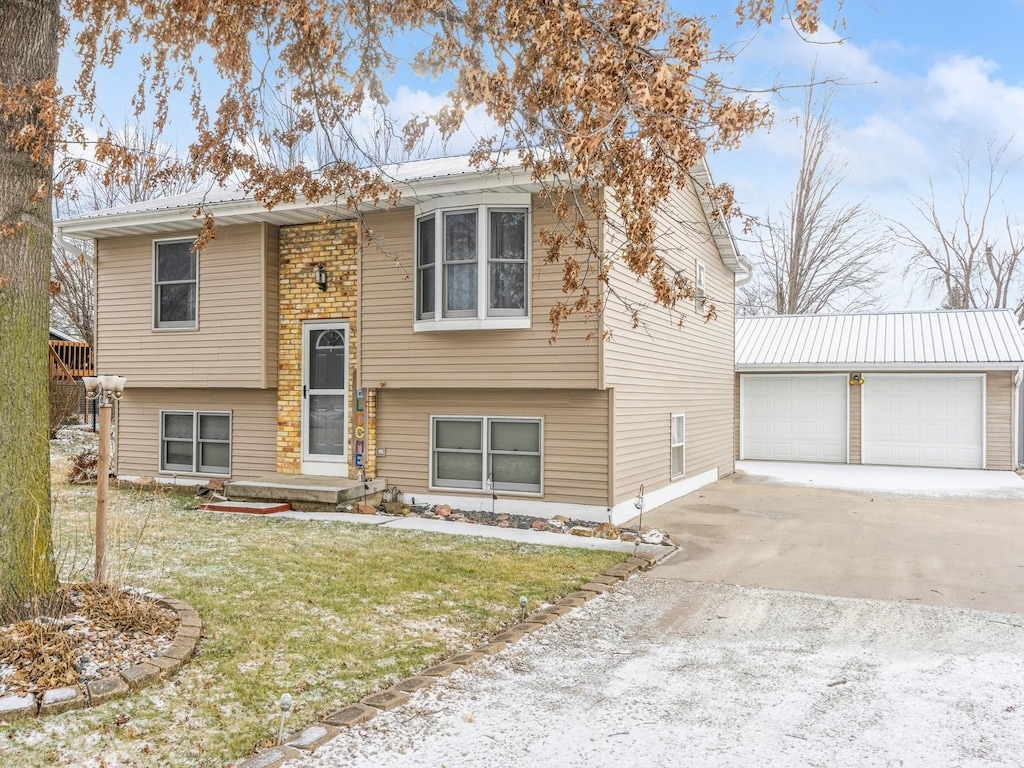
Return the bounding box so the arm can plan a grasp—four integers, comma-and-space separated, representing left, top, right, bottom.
5, 453, 623, 767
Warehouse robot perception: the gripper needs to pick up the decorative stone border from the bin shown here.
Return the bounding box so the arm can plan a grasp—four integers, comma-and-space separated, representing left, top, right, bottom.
0, 591, 201, 721
236, 550, 664, 768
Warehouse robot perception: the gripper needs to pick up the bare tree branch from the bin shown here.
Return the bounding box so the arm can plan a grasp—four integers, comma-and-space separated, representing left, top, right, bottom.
739, 74, 890, 316
893, 140, 1024, 322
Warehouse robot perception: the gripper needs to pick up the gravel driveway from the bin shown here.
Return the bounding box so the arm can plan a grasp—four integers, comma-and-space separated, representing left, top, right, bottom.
290, 577, 1024, 768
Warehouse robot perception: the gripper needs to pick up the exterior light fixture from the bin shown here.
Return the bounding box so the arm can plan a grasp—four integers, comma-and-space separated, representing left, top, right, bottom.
849, 373, 864, 386
313, 263, 328, 291
83, 374, 128, 582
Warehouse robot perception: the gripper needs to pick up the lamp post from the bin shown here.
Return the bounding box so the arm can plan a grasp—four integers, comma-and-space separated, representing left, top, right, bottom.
82, 375, 127, 583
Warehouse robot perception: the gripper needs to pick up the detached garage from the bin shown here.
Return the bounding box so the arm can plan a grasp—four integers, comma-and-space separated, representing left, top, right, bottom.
736, 310, 1024, 470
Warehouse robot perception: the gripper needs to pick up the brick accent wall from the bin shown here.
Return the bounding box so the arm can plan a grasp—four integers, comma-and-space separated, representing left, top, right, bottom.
276, 221, 376, 477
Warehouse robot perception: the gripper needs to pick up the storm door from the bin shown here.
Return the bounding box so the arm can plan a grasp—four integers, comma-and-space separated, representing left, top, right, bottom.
301, 320, 348, 475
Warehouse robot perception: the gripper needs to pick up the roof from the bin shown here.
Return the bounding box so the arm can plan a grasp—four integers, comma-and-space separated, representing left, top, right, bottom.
56, 154, 535, 239
57, 153, 750, 276
736, 309, 1024, 371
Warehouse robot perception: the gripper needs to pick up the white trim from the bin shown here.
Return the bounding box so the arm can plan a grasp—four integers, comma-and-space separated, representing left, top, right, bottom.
736, 363, 1024, 373
301, 319, 350, 476
414, 192, 532, 216
610, 467, 720, 524
694, 261, 706, 313
415, 466, 720, 525
414, 317, 531, 333
152, 236, 199, 331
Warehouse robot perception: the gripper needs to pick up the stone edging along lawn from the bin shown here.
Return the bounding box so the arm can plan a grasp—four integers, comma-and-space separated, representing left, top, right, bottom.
235, 549, 666, 768
0, 592, 201, 721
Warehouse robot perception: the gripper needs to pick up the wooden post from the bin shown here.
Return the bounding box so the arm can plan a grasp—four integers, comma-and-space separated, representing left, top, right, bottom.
95, 401, 111, 583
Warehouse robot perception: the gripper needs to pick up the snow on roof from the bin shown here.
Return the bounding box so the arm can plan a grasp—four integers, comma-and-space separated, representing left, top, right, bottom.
736, 309, 1024, 370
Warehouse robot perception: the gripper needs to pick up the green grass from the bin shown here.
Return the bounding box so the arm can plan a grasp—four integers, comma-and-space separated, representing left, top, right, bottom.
6, 467, 624, 766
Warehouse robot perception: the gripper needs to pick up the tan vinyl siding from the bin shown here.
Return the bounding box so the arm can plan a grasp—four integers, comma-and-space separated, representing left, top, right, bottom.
359, 198, 600, 389
375, 389, 610, 506
602, 183, 736, 503
115, 388, 278, 480
96, 224, 270, 388
263, 224, 280, 389
849, 381, 862, 464
986, 370, 1013, 470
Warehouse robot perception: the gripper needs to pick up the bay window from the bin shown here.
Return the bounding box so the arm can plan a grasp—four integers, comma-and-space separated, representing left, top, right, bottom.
415, 195, 530, 330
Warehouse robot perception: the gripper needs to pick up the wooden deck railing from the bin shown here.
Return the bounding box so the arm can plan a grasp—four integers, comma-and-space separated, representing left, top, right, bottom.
49, 340, 93, 379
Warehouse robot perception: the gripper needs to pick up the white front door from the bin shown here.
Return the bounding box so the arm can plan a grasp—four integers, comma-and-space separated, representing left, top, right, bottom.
862, 374, 984, 469
301, 320, 349, 475
741, 374, 848, 463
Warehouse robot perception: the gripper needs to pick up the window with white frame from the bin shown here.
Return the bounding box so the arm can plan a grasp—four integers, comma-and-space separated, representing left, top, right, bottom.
160, 411, 231, 475
431, 416, 542, 493
154, 239, 198, 329
671, 414, 686, 479
415, 196, 530, 328
695, 261, 706, 312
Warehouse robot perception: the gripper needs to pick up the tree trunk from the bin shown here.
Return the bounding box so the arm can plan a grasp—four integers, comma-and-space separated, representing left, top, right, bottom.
0, 0, 61, 616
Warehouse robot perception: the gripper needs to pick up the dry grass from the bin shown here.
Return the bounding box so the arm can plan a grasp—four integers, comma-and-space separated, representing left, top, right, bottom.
4, 433, 625, 767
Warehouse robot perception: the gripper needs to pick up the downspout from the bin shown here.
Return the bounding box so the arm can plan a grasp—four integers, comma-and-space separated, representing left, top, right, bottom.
1015, 367, 1023, 468
54, 227, 94, 263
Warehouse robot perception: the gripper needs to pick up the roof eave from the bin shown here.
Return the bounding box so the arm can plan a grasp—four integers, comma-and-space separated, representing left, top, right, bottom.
736, 362, 1024, 372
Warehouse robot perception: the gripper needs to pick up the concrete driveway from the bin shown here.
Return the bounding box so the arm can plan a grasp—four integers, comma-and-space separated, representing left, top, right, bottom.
645, 461, 1024, 614
278, 463, 1024, 768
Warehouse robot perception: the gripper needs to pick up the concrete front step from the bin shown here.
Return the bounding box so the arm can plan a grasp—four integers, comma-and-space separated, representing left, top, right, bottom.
225, 475, 386, 512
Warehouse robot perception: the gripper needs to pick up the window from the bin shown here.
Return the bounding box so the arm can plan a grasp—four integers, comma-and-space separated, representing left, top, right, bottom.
695, 261, 707, 312
160, 411, 231, 475
671, 414, 686, 479
154, 239, 198, 329
431, 416, 542, 494
415, 195, 530, 330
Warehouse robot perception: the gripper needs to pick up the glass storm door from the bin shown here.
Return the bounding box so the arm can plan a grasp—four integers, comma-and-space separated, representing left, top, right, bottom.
301, 321, 348, 475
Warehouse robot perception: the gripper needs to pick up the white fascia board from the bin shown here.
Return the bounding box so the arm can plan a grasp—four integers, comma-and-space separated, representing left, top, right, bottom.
736, 362, 1024, 373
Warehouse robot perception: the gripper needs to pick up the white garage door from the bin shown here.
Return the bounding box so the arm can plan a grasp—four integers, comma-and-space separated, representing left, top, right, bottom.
862, 375, 984, 469
742, 375, 848, 463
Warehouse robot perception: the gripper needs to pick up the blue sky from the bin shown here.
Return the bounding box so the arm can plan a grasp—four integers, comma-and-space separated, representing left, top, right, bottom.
60, 1, 1024, 310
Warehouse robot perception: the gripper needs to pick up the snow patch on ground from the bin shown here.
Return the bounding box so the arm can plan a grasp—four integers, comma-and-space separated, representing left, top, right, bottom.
737, 460, 1024, 498
288, 579, 1024, 768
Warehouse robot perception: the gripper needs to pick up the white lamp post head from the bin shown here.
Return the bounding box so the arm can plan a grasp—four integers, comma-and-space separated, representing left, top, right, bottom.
83, 376, 101, 399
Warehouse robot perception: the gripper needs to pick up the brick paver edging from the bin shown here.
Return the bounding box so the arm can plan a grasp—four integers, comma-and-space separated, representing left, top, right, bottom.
236, 549, 668, 768
0, 590, 201, 721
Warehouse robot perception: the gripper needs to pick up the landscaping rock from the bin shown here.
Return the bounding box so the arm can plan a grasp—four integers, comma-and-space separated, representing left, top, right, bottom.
354, 503, 377, 515
286, 724, 340, 752
531, 519, 546, 531
362, 689, 410, 711
87, 675, 129, 704
322, 703, 377, 727
384, 501, 411, 516
0, 693, 37, 720
435, 504, 452, 517
569, 526, 596, 537
235, 746, 304, 768
594, 522, 621, 540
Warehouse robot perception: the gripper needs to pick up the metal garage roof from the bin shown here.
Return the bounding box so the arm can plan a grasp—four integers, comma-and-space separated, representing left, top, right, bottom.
736, 309, 1024, 371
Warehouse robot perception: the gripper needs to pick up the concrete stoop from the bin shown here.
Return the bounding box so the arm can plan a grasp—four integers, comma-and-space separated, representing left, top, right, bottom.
224, 475, 385, 512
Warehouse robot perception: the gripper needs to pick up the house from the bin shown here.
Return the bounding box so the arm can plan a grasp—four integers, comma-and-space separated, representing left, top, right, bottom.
57, 155, 750, 523
735, 309, 1024, 470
